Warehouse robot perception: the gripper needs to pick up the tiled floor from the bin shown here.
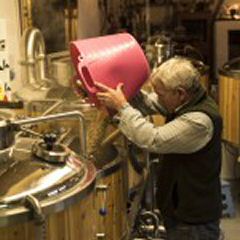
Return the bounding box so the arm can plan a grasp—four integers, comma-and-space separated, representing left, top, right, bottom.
220, 179, 240, 240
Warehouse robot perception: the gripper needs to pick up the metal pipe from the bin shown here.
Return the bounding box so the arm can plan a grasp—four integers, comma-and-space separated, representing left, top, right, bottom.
28, 28, 49, 87
22, 27, 49, 89
41, 100, 64, 116
100, 129, 121, 147
26, 99, 62, 116
13, 111, 87, 158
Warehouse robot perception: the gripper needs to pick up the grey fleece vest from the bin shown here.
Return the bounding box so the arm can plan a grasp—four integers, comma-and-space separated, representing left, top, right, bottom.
156, 88, 223, 224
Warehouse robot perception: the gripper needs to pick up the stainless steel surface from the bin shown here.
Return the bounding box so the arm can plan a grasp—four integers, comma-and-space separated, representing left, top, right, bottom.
13, 110, 87, 158
0, 108, 20, 150
0, 132, 97, 226
220, 57, 240, 78
21, 27, 49, 89
0, 109, 95, 227
24, 194, 44, 223
145, 34, 172, 69
0, 109, 87, 158
154, 37, 171, 66
0, 161, 96, 227
0, 137, 84, 204
0, 119, 15, 150
17, 28, 71, 102
0, 98, 126, 232
32, 141, 70, 163
51, 57, 75, 87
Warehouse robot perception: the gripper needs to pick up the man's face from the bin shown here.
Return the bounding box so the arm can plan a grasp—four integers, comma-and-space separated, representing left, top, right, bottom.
152, 81, 182, 113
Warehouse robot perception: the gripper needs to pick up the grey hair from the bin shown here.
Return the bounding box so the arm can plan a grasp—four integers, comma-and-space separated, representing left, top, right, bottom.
151, 57, 201, 93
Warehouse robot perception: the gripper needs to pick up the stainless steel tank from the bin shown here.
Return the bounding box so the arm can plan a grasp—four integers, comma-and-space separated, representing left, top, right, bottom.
0, 111, 97, 240
0, 107, 130, 240
49, 100, 129, 239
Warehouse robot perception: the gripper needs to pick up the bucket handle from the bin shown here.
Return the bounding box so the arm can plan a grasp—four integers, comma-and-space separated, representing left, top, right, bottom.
78, 65, 97, 94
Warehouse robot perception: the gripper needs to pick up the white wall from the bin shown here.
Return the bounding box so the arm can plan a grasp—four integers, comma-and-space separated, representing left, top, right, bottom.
0, 0, 22, 93
77, 0, 121, 39
77, 0, 102, 39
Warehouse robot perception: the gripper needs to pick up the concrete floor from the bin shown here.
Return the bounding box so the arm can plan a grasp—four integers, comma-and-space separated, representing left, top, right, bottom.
221, 218, 240, 240
220, 179, 240, 240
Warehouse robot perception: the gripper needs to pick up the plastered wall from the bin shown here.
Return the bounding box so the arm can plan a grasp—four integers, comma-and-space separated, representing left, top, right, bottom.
77, 0, 104, 39
0, 0, 22, 93
77, 0, 121, 39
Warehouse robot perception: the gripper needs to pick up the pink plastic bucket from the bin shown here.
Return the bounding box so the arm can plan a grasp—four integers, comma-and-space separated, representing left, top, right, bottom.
70, 33, 150, 105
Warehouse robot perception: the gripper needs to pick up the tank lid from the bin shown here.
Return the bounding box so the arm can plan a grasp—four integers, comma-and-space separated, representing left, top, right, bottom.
219, 57, 240, 78
0, 137, 85, 204
189, 58, 209, 75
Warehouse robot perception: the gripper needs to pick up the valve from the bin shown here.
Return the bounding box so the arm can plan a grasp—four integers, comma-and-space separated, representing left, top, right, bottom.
43, 133, 57, 151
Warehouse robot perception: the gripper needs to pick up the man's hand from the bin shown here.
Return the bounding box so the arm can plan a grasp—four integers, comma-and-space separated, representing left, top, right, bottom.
96, 82, 128, 111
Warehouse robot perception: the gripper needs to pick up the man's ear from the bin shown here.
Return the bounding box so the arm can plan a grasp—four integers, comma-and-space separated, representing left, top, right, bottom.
177, 87, 188, 102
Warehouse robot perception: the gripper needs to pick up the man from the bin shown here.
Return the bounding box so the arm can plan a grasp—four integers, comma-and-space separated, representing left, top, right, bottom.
96, 57, 222, 240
